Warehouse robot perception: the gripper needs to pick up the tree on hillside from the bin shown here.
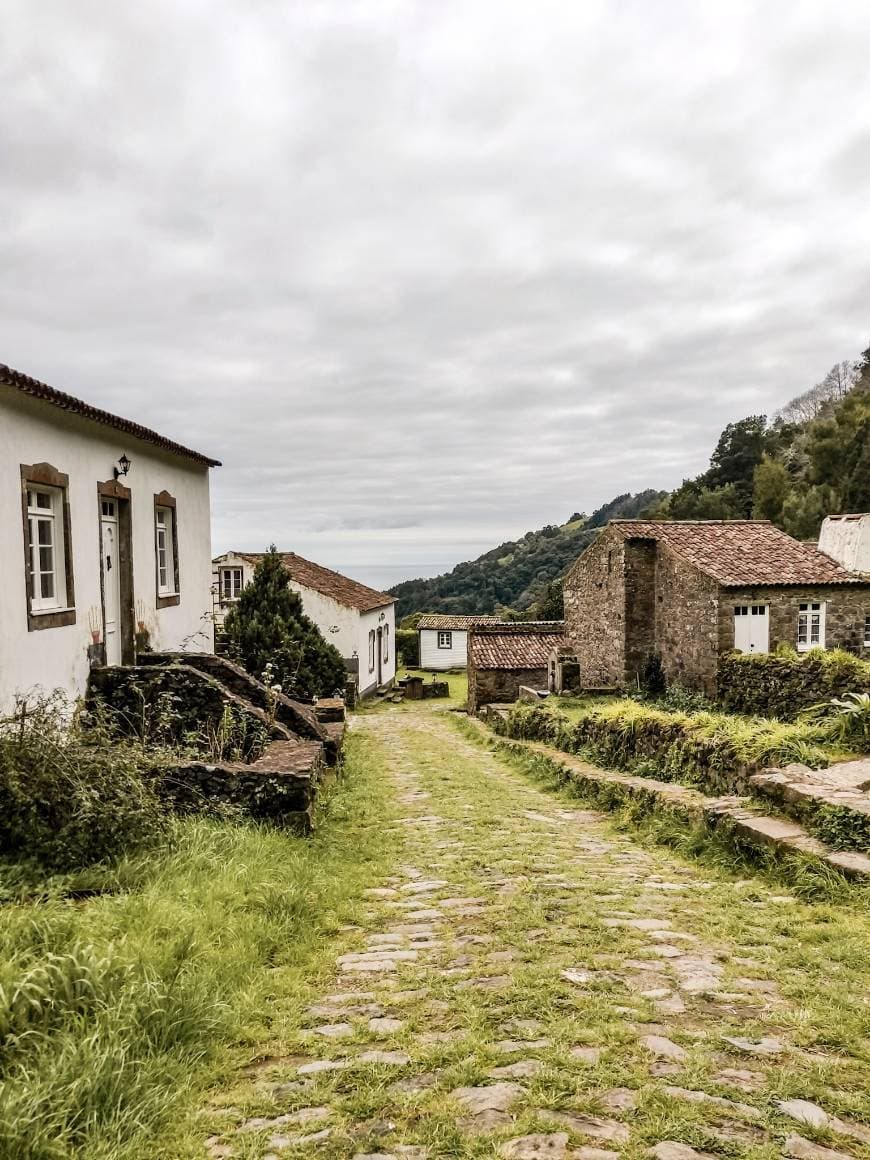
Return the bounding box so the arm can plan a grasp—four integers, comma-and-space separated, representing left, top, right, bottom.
223, 548, 347, 700
705, 414, 768, 514
752, 455, 791, 522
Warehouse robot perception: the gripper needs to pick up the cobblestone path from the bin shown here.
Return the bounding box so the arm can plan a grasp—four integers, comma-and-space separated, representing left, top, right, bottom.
205, 705, 869, 1160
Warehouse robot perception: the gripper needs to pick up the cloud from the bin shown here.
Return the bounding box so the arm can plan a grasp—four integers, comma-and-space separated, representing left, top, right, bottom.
2, 0, 869, 585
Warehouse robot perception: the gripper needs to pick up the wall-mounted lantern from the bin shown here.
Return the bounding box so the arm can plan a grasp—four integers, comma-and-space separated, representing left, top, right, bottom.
113, 453, 131, 480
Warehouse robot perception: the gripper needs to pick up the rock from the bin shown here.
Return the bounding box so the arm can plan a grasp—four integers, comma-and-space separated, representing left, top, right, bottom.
655, 994, 687, 1015
543, 1112, 629, 1143
369, 1017, 405, 1033
359, 1050, 410, 1065
722, 1035, 783, 1056
460, 1108, 513, 1133
451, 1082, 524, 1114
713, 1067, 763, 1092
496, 1039, 552, 1054
572, 1149, 619, 1160
778, 1100, 830, 1128
648, 1144, 715, 1160
297, 1058, 348, 1074
664, 1086, 759, 1118
400, 879, 448, 894
628, 918, 672, 930
314, 1022, 354, 1038
365, 887, 398, 898
561, 969, 593, 985
600, 1087, 638, 1112
784, 1135, 856, 1160
569, 1046, 602, 1064
488, 1060, 543, 1079
390, 1072, 439, 1094
640, 1035, 687, 1060
500, 1133, 569, 1158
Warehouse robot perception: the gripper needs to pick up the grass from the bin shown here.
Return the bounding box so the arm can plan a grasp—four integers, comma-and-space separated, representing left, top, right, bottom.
0, 730, 398, 1160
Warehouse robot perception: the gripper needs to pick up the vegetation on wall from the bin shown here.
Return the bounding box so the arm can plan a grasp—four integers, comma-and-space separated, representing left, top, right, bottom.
223, 548, 347, 700
718, 648, 870, 721
497, 698, 851, 796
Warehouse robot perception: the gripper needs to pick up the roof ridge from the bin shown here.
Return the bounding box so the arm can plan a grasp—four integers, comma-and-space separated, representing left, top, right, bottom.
1, 362, 221, 467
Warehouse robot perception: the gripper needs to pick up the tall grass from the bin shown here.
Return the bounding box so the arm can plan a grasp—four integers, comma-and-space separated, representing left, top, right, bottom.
0, 732, 394, 1160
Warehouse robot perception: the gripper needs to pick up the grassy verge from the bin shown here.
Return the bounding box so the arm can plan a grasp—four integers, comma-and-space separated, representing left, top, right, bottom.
0, 731, 397, 1160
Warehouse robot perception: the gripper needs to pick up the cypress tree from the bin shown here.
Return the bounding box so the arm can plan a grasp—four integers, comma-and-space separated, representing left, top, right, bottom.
223, 548, 347, 700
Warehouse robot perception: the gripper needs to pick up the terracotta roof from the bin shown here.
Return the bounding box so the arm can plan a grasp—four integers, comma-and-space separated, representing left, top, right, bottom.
417, 614, 504, 631
1, 362, 221, 467
470, 622, 564, 670
227, 551, 395, 612
603, 520, 865, 587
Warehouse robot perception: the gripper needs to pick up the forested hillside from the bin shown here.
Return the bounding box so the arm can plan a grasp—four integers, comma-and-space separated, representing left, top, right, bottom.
390, 490, 666, 620
391, 342, 869, 622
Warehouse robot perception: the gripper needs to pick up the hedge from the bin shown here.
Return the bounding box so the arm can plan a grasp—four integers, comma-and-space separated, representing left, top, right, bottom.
718, 649, 870, 721
496, 699, 845, 796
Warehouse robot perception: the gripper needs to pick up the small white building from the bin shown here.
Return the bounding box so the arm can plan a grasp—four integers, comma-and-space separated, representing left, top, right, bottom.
417, 614, 503, 670
213, 551, 396, 697
0, 362, 220, 712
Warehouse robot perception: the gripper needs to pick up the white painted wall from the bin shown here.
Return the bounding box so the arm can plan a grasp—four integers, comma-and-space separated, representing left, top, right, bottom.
819, 515, 870, 574
211, 553, 396, 696
419, 628, 469, 669
1, 389, 214, 711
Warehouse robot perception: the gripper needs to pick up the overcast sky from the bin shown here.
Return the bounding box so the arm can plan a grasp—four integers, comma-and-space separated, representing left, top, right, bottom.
2, 1, 869, 588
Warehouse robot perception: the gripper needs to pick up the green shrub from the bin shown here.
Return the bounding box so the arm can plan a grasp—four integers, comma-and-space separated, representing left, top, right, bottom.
0, 695, 165, 871
718, 649, 870, 720
639, 651, 666, 697
395, 627, 419, 668
812, 691, 870, 748
223, 548, 347, 699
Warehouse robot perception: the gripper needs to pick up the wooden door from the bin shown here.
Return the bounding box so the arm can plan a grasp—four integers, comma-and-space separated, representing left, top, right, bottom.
101, 499, 122, 665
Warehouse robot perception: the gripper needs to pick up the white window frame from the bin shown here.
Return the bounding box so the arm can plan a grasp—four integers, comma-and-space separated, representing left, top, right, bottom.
220, 566, 243, 604
864, 613, 870, 649
437, 630, 453, 649
155, 506, 176, 596
368, 629, 376, 673
26, 484, 66, 612
797, 602, 826, 651
382, 624, 389, 662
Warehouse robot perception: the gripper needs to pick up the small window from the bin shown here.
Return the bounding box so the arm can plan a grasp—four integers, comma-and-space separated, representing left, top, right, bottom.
27, 486, 65, 609
368, 629, 376, 672
734, 605, 748, 616
437, 630, 453, 649
865, 614, 870, 648
21, 463, 76, 631
154, 492, 180, 606
797, 602, 825, 651
220, 567, 243, 604
383, 624, 390, 662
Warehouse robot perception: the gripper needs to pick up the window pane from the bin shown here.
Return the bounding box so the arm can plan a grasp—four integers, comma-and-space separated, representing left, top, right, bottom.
40, 570, 55, 599
39, 545, 54, 573
36, 492, 52, 510
37, 519, 53, 546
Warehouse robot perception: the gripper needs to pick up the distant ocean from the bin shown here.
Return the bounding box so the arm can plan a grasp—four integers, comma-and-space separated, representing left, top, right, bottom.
336, 563, 448, 590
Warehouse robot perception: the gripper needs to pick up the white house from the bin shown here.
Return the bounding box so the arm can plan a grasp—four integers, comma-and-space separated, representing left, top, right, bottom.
212, 551, 396, 697
417, 613, 503, 670
0, 362, 219, 712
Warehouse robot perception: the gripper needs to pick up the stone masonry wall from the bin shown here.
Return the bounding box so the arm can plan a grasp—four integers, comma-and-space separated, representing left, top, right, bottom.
623, 539, 657, 682
469, 666, 549, 714
563, 529, 626, 687
717, 585, 870, 658
654, 544, 720, 695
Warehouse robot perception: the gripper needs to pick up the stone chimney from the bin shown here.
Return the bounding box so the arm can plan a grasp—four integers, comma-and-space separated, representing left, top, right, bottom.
818, 514, 870, 573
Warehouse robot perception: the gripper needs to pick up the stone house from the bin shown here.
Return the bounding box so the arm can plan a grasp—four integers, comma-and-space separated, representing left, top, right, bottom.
563, 518, 870, 696
212, 551, 396, 698
417, 613, 503, 670
0, 362, 219, 712
467, 622, 564, 713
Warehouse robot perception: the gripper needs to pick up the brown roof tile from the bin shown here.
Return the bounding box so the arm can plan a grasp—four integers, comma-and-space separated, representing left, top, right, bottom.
470, 622, 564, 670
605, 520, 864, 587
417, 614, 504, 630
232, 552, 395, 613
1, 362, 221, 467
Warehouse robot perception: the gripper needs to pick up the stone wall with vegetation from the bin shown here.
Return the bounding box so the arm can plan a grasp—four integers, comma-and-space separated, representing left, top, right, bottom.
563, 530, 627, 687
718, 649, 870, 720
654, 543, 720, 694
469, 666, 549, 713
495, 699, 845, 796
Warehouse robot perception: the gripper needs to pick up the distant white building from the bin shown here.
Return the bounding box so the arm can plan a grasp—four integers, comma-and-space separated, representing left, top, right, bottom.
0, 362, 219, 712
212, 551, 396, 697
417, 613, 503, 670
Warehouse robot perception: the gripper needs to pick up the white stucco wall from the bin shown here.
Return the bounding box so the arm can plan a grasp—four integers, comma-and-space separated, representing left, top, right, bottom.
819, 515, 870, 574
419, 628, 469, 669
1, 388, 214, 711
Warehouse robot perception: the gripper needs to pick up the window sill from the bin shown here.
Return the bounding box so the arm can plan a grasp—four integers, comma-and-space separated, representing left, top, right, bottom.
156, 592, 180, 609
28, 607, 76, 631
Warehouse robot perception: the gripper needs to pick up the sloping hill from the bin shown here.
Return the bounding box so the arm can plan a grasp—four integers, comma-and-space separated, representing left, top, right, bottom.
389, 490, 666, 620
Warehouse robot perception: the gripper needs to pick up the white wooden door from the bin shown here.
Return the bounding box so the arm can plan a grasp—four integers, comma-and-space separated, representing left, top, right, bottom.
733, 604, 769, 654
101, 502, 121, 665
